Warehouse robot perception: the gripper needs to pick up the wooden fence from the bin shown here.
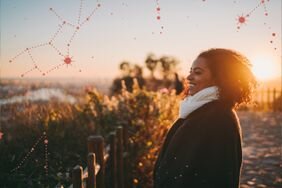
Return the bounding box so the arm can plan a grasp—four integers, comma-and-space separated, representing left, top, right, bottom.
241, 88, 281, 111
70, 126, 129, 188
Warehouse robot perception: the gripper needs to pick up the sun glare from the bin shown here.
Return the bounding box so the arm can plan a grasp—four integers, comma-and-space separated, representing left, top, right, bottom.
250, 56, 278, 81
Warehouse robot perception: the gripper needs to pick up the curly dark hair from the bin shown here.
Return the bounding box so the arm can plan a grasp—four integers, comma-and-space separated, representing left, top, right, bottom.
183, 48, 257, 108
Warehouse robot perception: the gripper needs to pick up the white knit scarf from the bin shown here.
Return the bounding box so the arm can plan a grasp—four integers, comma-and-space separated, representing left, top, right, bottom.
179, 86, 219, 119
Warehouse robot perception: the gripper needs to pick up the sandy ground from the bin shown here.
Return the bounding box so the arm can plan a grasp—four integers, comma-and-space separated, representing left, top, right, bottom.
238, 111, 282, 188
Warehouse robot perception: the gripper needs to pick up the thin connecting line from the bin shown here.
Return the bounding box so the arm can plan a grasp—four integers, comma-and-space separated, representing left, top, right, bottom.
9, 0, 101, 77
77, 0, 84, 24
236, 0, 269, 29
11, 132, 48, 173
247, 0, 268, 17
44, 133, 49, 176
154, 0, 164, 35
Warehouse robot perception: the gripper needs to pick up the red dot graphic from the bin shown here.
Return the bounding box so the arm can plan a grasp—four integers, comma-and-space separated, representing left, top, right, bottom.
157, 16, 161, 20
236, 0, 270, 30
64, 57, 72, 65
238, 16, 246, 23
157, 7, 160, 11
9, 0, 101, 77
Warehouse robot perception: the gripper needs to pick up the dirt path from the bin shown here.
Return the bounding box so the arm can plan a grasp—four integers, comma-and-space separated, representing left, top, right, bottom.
238, 111, 282, 188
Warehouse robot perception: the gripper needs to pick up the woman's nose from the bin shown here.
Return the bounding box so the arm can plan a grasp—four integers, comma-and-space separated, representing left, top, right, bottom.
187, 73, 193, 80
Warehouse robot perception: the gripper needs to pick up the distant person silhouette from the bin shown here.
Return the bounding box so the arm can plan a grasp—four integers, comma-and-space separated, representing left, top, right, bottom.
173, 73, 183, 95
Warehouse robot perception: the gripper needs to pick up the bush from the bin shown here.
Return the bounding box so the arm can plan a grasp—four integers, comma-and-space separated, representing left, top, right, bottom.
0, 80, 180, 187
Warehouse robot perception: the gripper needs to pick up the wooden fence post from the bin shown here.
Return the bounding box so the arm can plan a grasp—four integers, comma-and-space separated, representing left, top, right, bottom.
109, 132, 117, 188
267, 88, 271, 109
123, 124, 129, 152
116, 127, 124, 188
87, 153, 96, 188
88, 136, 105, 188
73, 165, 83, 188
273, 88, 277, 111
263, 89, 266, 110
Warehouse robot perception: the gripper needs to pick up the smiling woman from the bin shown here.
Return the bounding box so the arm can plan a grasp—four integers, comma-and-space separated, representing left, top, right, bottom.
250, 56, 279, 81
154, 48, 257, 188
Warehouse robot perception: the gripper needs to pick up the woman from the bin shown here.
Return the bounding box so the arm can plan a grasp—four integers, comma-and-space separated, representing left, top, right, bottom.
153, 48, 256, 188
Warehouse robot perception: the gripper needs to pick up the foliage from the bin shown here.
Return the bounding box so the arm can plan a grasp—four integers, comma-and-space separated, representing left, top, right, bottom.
0, 102, 93, 187
87, 80, 180, 187
0, 80, 180, 187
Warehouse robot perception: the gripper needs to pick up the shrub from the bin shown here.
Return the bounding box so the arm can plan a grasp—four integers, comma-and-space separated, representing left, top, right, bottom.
0, 81, 180, 187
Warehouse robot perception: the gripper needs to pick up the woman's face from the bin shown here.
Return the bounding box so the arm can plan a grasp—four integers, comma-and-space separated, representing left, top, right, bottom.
187, 57, 215, 96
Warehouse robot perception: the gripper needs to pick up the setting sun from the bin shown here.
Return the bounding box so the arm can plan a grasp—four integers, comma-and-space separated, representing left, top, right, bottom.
250, 56, 279, 81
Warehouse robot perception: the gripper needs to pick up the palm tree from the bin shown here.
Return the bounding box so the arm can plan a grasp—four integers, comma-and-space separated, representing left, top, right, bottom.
159, 56, 178, 80
145, 53, 158, 79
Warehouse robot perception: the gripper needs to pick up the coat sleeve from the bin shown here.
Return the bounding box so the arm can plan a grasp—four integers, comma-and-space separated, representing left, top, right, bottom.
156, 113, 242, 188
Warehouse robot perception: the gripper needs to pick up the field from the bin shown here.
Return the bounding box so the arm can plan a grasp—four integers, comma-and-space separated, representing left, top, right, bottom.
0, 79, 281, 187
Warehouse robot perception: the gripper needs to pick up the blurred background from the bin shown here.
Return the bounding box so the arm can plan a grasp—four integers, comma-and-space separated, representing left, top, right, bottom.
0, 0, 281, 187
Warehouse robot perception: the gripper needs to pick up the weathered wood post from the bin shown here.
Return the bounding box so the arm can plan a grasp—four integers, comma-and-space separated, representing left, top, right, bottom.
109, 132, 117, 188
267, 88, 271, 110
88, 136, 105, 188
73, 165, 83, 188
280, 90, 282, 111
260, 89, 265, 110
116, 126, 124, 188
273, 88, 277, 111
87, 153, 96, 188
123, 124, 129, 153
257, 90, 261, 110
253, 90, 259, 111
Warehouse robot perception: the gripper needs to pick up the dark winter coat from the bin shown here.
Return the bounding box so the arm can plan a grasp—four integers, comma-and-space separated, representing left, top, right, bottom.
153, 100, 242, 188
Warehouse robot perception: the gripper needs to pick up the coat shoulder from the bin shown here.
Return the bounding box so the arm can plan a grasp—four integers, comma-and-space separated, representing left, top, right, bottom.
183, 100, 240, 135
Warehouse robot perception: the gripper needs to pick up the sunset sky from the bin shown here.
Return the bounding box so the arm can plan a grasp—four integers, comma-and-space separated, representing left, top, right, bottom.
1, 0, 281, 81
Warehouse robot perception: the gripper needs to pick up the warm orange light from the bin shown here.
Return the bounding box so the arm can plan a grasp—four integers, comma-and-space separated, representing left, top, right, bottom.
250, 56, 278, 81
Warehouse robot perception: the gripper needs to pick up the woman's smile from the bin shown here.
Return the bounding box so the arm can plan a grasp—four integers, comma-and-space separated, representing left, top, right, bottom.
187, 57, 215, 96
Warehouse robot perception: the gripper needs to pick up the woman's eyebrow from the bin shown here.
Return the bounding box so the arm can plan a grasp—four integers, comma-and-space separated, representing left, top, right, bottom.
190, 67, 204, 71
